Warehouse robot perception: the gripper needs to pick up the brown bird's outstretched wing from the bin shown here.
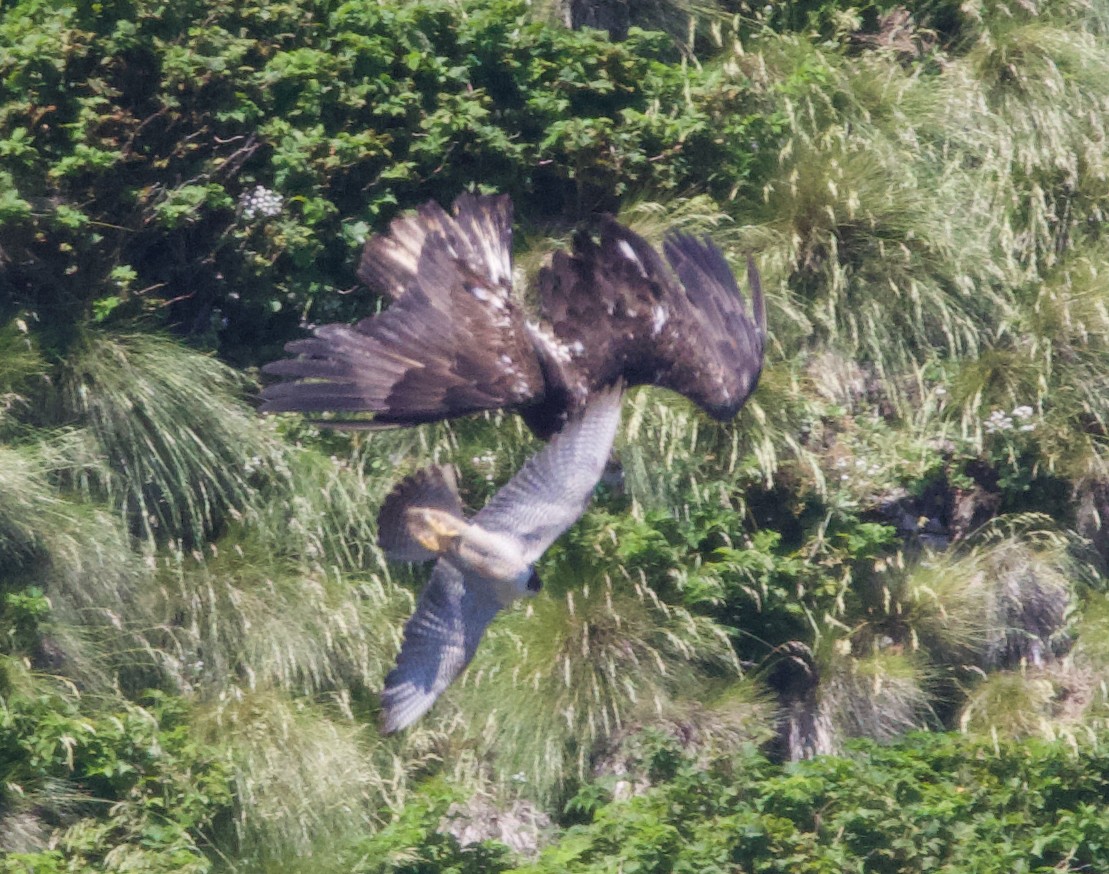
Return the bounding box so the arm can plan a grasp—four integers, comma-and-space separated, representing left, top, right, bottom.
262, 194, 765, 435
537, 217, 765, 422
260, 194, 545, 427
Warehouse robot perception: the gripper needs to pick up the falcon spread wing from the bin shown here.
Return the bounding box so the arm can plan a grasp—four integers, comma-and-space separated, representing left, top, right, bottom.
473, 382, 624, 564
380, 560, 503, 733
379, 384, 623, 732
260, 194, 765, 438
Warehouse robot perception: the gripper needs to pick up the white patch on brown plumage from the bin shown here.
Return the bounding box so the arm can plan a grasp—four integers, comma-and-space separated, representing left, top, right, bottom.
651, 305, 668, 337
525, 320, 573, 363
616, 239, 649, 278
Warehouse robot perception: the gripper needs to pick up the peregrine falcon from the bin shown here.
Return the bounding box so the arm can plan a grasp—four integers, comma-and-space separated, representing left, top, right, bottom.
376, 383, 624, 732
261, 194, 765, 439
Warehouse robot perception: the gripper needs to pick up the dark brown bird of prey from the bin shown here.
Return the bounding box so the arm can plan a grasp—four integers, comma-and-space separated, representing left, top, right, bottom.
260, 194, 765, 439
376, 384, 623, 732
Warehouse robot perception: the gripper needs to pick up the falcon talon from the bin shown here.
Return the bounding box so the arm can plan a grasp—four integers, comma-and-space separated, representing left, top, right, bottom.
405, 508, 465, 555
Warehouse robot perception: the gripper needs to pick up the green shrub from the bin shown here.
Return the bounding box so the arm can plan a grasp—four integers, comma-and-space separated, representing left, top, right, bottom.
0, 0, 773, 361
520, 730, 1109, 873
0, 677, 232, 872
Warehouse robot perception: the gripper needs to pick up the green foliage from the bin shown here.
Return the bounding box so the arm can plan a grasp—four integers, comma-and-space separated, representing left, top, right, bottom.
324, 783, 516, 874
1, 587, 50, 653
517, 730, 1109, 873
5, 0, 1109, 869
0, 0, 772, 358
0, 676, 232, 873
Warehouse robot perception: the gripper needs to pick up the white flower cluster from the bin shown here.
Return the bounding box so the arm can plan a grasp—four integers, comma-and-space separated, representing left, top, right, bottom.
834, 456, 882, 480
471, 451, 498, 483
240, 185, 283, 219
984, 405, 1035, 434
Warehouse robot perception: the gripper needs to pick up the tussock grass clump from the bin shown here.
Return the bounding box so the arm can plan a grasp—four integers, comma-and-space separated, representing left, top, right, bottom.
0, 321, 46, 432
773, 627, 935, 760
979, 538, 1075, 670
0, 441, 154, 688
199, 690, 417, 865
619, 195, 738, 245
249, 443, 394, 573
453, 570, 740, 802
153, 541, 406, 698
621, 389, 735, 511
856, 520, 1078, 670
773, 516, 1084, 756
819, 649, 934, 745
967, 17, 1109, 243
0, 443, 54, 564
877, 554, 996, 665
951, 243, 1109, 481
957, 588, 1109, 743
958, 670, 1064, 738
619, 382, 811, 510
739, 37, 1014, 376
51, 332, 280, 545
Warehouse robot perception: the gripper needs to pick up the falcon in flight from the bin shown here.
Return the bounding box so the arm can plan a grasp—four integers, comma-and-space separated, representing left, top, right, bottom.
261, 194, 765, 438
376, 384, 624, 732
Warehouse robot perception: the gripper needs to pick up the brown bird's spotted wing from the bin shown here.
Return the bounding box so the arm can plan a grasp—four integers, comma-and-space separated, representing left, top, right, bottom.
261, 194, 765, 436
536, 217, 765, 425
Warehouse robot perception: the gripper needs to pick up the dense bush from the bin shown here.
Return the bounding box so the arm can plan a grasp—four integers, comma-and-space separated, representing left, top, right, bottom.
0, 671, 232, 874
326, 729, 1109, 874
0, 0, 774, 362
523, 730, 1109, 873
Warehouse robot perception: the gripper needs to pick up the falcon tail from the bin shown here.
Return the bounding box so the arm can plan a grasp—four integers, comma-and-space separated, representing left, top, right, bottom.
378, 465, 465, 563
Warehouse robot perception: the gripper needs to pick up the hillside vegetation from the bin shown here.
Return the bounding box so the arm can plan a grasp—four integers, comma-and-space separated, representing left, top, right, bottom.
3, 0, 1109, 870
